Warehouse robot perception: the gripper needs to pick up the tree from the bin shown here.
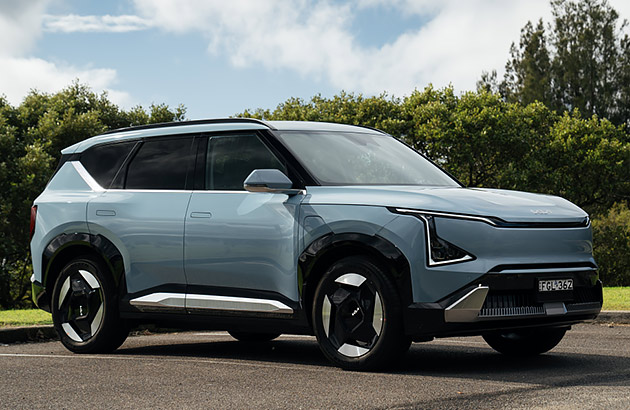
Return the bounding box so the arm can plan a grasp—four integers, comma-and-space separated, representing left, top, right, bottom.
502, 20, 552, 107
550, 0, 621, 120
0, 83, 186, 308
489, 0, 630, 125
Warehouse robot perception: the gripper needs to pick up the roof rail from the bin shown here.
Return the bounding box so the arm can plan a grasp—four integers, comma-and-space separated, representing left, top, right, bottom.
101, 117, 274, 135
354, 124, 388, 135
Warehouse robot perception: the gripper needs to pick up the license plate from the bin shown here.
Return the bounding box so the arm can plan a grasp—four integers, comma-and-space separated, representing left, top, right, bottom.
538, 279, 573, 292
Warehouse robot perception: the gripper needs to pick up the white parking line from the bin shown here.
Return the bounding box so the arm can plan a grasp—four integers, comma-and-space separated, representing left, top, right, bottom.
0, 352, 331, 372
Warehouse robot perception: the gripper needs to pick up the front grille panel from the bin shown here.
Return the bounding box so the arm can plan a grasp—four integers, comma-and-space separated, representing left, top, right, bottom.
482, 291, 536, 309
480, 306, 545, 317
480, 291, 544, 318
478, 285, 599, 319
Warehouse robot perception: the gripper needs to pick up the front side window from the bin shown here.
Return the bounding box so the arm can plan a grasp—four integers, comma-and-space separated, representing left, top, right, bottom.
274, 131, 459, 186
206, 134, 286, 190
126, 137, 194, 190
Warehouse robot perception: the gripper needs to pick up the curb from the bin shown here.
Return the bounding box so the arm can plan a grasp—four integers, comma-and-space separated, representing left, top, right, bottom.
0, 325, 58, 344
1, 311, 629, 345
593, 310, 630, 324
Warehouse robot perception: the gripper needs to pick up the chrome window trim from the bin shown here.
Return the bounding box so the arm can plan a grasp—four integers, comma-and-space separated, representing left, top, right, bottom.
72, 161, 105, 192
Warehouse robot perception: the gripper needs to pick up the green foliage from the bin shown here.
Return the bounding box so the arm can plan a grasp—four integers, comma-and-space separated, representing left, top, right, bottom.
240, 91, 409, 137
0, 82, 185, 309
592, 203, 630, 286
487, 0, 630, 125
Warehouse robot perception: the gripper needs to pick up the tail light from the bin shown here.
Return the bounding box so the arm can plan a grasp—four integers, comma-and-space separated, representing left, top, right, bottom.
30, 205, 37, 240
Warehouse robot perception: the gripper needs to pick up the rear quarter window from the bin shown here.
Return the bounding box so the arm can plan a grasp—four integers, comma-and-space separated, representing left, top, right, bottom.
80, 141, 137, 188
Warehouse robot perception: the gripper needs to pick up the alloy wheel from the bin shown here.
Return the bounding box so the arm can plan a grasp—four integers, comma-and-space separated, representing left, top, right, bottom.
321, 273, 384, 358
57, 269, 104, 343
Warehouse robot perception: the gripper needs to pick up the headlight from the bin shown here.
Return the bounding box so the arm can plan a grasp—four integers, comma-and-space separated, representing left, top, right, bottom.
391, 208, 476, 266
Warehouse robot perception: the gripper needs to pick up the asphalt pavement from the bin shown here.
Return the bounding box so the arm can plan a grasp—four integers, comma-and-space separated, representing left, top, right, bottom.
1, 323, 629, 409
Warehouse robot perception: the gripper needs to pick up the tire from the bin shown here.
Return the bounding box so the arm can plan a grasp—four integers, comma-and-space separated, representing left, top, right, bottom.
483, 327, 567, 356
51, 255, 129, 353
228, 331, 281, 342
312, 256, 410, 371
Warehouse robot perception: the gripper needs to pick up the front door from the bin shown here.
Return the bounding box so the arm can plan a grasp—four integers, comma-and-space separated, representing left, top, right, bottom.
184, 133, 302, 314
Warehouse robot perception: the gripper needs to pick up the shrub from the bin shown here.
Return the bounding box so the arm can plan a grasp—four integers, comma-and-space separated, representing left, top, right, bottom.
592, 203, 630, 286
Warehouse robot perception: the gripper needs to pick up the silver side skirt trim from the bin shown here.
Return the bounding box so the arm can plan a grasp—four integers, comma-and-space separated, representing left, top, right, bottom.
444, 286, 489, 323
129, 292, 293, 315
186, 294, 293, 314
129, 292, 186, 309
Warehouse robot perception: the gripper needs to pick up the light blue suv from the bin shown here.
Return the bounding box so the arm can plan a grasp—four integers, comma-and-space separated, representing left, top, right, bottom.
30, 119, 602, 370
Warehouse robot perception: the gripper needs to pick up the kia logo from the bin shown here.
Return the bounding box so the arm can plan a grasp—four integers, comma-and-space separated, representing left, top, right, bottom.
530, 209, 551, 215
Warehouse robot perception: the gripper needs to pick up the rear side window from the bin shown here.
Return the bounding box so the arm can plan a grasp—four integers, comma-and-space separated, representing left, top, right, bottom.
206, 134, 286, 190
80, 141, 136, 188
126, 137, 194, 190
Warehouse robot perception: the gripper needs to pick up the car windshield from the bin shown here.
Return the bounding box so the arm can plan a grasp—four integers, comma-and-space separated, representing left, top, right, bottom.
274, 131, 460, 186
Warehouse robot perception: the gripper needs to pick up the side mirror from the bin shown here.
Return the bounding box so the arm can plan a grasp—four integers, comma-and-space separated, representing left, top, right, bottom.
243, 169, 302, 195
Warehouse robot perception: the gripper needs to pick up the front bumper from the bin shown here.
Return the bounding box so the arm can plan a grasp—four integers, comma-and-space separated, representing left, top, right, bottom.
404, 268, 602, 339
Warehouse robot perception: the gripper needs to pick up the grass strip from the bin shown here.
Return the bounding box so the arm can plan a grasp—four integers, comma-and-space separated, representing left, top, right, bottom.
602, 287, 630, 311
0, 309, 52, 327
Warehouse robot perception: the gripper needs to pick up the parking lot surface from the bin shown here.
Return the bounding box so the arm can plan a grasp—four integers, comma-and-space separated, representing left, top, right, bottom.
1, 323, 629, 409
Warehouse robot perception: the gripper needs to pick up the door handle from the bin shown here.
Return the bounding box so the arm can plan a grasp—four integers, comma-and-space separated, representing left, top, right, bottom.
190, 212, 212, 219
96, 210, 116, 216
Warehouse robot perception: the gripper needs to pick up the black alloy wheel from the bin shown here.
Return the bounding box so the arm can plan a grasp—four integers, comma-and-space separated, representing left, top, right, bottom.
312, 256, 410, 370
51, 256, 129, 353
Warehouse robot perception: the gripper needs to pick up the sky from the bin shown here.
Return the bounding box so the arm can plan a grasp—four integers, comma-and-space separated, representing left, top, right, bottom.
1, 0, 630, 120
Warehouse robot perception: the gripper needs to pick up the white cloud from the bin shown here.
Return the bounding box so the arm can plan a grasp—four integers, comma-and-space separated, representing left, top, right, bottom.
0, 0, 50, 57
0, 56, 132, 107
43, 14, 153, 33
0, 3, 133, 107
131, 0, 630, 97
130, 0, 555, 96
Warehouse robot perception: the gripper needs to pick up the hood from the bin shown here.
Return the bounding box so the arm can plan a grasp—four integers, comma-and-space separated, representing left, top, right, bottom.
303, 186, 588, 223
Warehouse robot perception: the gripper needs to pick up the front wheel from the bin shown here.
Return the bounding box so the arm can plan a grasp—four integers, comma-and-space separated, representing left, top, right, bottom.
483, 327, 568, 356
51, 256, 129, 353
312, 257, 410, 370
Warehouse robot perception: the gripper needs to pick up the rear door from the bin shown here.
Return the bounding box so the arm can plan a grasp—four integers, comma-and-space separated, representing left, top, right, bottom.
86, 136, 196, 311
184, 132, 303, 313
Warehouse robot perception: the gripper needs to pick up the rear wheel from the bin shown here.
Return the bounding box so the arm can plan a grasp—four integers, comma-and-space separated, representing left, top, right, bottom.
483, 327, 567, 356
312, 256, 410, 370
228, 331, 280, 342
51, 256, 129, 353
